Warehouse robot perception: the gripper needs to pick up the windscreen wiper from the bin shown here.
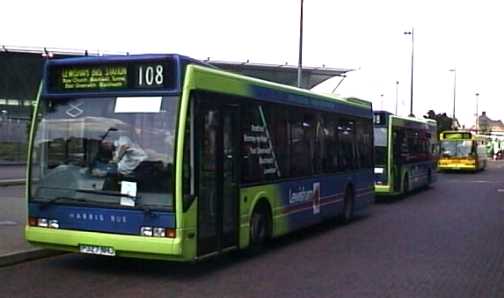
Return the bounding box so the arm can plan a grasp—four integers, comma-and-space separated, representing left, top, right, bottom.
39, 196, 91, 209
134, 203, 173, 216
76, 189, 153, 215
75, 189, 140, 200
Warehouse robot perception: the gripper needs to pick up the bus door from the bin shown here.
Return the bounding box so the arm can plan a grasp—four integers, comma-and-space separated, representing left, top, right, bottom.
196, 101, 239, 256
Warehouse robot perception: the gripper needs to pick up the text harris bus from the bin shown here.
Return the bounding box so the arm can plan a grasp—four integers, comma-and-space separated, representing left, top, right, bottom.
374, 111, 438, 196
25, 54, 375, 261
438, 131, 487, 172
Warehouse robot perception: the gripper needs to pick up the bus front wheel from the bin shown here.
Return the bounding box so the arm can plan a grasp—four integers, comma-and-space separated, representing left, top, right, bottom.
249, 204, 271, 249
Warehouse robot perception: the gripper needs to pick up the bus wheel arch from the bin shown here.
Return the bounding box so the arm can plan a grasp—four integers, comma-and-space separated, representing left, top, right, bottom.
249, 198, 272, 248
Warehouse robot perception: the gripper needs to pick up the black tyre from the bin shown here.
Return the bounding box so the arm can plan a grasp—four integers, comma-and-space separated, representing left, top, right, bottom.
249, 204, 270, 249
403, 174, 410, 194
340, 187, 354, 224
426, 169, 432, 188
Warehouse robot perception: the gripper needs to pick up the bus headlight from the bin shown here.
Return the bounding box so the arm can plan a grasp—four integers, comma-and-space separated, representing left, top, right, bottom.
140, 226, 176, 238
33, 218, 59, 228
48, 219, 60, 229
153, 227, 166, 237
140, 226, 153, 237
37, 218, 48, 228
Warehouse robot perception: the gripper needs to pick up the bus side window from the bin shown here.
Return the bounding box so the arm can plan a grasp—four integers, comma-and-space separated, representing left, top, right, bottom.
321, 113, 338, 173
337, 118, 355, 171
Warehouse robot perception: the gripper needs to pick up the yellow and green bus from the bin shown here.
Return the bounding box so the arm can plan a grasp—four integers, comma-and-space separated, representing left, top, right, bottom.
438, 131, 487, 171
374, 111, 438, 196
25, 54, 375, 261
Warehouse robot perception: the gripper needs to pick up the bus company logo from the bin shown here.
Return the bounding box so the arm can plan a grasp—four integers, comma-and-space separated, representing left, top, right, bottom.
65, 102, 84, 118
69, 212, 127, 224
288, 182, 321, 215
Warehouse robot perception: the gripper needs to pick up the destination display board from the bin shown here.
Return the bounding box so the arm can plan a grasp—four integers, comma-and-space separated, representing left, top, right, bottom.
373, 112, 387, 125
46, 60, 176, 93
442, 132, 472, 140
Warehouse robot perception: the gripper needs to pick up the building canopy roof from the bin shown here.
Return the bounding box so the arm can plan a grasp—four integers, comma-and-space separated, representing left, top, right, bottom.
208, 60, 352, 89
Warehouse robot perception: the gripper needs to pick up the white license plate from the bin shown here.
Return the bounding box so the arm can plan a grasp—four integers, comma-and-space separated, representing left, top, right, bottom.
79, 245, 116, 256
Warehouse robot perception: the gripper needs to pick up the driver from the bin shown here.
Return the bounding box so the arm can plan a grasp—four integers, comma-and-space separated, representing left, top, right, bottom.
92, 134, 147, 177
112, 135, 148, 176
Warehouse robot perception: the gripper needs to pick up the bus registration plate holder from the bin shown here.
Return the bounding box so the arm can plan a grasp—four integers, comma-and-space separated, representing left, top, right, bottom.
80, 245, 116, 256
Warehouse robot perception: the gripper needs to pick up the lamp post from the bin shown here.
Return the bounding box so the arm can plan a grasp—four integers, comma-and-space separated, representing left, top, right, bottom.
297, 0, 304, 88
380, 94, 384, 110
395, 81, 399, 115
449, 69, 457, 121
475, 92, 480, 131
404, 28, 414, 117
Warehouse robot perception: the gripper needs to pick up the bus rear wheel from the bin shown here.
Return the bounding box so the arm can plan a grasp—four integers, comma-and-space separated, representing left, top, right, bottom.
340, 187, 354, 224
403, 174, 410, 194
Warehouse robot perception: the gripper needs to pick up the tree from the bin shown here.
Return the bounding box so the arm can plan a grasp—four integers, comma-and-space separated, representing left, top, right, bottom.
424, 110, 453, 135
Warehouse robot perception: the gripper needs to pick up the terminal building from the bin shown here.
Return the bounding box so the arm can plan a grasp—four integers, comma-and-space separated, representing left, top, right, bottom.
0, 46, 351, 162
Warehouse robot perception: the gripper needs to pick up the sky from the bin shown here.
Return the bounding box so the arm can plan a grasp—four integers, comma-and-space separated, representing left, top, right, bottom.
3, 0, 503, 127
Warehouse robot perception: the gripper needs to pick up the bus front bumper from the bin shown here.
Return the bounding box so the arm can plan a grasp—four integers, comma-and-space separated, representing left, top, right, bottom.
375, 185, 393, 195
25, 226, 190, 261
438, 164, 476, 171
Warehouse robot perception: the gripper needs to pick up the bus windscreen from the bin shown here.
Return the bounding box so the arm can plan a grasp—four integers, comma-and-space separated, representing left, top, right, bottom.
30, 95, 180, 210
440, 140, 473, 158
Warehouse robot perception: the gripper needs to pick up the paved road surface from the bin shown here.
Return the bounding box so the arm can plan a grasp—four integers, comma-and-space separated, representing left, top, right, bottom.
0, 185, 31, 255
0, 165, 26, 180
1, 162, 504, 297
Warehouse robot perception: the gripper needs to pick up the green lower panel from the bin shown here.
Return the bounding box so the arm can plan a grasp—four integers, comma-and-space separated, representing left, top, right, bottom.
374, 184, 401, 196
375, 185, 391, 193
25, 226, 192, 262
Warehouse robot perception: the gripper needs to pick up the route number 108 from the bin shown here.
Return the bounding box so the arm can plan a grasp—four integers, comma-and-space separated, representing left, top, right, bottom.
137, 65, 164, 87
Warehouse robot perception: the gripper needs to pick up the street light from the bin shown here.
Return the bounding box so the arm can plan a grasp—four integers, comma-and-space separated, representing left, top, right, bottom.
395, 81, 399, 115
449, 69, 457, 121
475, 92, 480, 131
404, 28, 414, 117
297, 0, 304, 88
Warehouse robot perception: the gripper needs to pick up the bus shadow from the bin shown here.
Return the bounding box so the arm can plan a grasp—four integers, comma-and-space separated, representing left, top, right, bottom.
438, 170, 478, 175
52, 215, 370, 280
374, 185, 435, 204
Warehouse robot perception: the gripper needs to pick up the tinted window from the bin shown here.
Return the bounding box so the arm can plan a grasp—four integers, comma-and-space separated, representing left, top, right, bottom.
241, 103, 282, 182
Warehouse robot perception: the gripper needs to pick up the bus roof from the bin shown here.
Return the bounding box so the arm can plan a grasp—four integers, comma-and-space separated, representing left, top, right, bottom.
43, 53, 372, 117
374, 111, 437, 128
185, 64, 372, 117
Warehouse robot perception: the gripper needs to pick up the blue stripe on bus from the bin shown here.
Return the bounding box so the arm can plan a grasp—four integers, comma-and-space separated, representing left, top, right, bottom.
29, 203, 175, 235
276, 171, 374, 231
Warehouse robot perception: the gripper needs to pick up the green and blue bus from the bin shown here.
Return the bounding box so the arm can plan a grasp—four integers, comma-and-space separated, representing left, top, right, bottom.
374, 111, 438, 196
26, 54, 375, 261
